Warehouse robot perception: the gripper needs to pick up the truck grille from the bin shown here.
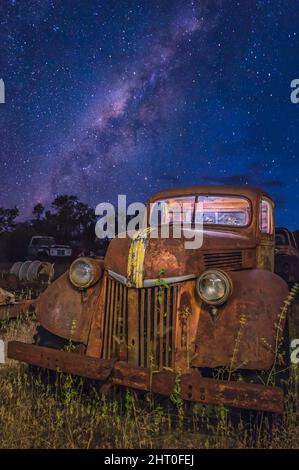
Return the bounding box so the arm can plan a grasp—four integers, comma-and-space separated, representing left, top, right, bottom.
137, 285, 178, 369
204, 251, 242, 270
101, 276, 128, 360
101, 276, 177, 370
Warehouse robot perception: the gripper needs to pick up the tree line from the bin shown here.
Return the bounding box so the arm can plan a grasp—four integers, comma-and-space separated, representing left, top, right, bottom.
0, 195, 101, 262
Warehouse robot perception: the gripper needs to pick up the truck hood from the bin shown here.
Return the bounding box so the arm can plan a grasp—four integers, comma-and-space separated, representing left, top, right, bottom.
104, 228, 256, 283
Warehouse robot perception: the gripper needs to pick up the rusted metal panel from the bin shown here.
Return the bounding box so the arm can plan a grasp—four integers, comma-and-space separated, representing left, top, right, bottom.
256, 240, 274, 272
36, 272, 101, 344
158, 287, 164, 368
107, 279, 116, 356
7, 341, 284, 413
86, 273, 107, 358
106, 234, 257, 281
127, 288, 139, 365
146, 287, 152, 366
112, 362, 283, 414
139, 289, 145, 367
102, 273, 112, 357
175, 282, 202, 371
192, 269, 289, 370
99, 275, 128, 360
147, 185, 270, 206
8, 341, 115, 381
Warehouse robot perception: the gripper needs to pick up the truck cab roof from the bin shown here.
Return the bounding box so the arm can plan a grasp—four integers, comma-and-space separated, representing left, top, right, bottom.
148, 185, 272, 204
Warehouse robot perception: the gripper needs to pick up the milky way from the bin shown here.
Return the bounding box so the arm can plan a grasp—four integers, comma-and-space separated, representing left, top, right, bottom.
1, 0, 299, 227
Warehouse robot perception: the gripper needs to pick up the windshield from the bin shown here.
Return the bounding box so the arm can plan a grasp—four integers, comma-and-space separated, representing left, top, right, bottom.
150, 195, 251, 227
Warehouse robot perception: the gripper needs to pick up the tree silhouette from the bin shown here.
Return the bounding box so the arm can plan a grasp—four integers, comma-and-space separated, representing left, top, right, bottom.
33, 203, 45, 220
0, 207, 19, 233
0, 196, 102, 261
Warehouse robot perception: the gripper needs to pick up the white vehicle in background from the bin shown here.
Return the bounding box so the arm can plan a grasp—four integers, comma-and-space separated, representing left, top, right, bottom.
27, 236, 72, 261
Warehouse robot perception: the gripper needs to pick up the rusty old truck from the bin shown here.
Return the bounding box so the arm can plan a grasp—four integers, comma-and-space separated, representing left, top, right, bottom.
7, 186, 297, 413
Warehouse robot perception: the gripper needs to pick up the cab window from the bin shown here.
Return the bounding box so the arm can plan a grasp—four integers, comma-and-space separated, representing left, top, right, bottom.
150, 194, 251, 227
259, 199, 273, 234
195, 195, 251, 226
150, 196, 195, 225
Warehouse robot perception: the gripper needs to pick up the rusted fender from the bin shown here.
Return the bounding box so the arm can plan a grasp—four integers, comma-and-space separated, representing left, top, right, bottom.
191, 269, 289, 370
7, 341, 284, 413
36, 271, 101, 344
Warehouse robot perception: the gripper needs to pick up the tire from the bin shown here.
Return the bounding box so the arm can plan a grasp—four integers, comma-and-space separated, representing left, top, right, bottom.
33, 325, 70, 349
29, 326, 71, 384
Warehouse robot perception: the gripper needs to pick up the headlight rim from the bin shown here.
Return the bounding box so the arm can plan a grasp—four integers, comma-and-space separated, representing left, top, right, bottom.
69, 257, 99, 289
196, 269, 233, 306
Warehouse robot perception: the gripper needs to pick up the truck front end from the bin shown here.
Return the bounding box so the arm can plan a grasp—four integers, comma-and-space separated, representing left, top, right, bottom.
8, 186, 289, 413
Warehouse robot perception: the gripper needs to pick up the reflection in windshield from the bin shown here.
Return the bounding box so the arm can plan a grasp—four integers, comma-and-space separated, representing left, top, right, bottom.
150, 196, 195, 225
150, 195, 251, 227
196, 196, 250, 226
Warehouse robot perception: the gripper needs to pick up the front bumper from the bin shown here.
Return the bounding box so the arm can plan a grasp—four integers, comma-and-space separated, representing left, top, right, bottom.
8, 341, 284, 414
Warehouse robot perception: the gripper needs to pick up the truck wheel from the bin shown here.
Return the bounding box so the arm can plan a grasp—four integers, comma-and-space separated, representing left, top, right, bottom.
33, 325, 69, 349
28, 326, 70, 384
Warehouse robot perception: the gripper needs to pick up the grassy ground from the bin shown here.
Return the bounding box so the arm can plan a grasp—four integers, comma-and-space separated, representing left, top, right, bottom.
0, 318, 298, 449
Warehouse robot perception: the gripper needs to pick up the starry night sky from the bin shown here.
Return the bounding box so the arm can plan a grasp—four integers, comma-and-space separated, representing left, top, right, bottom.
1, 0, 299, 227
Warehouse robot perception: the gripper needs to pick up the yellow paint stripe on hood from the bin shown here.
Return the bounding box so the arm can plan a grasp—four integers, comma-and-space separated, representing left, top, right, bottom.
127, 227, 153, 287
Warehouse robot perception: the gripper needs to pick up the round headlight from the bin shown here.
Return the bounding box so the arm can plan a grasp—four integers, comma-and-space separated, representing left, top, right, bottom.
69, 257, 102, 288
196, 269, 232, 305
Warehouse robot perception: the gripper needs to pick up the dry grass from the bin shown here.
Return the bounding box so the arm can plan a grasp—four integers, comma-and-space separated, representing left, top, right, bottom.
0, 318, 298, 449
